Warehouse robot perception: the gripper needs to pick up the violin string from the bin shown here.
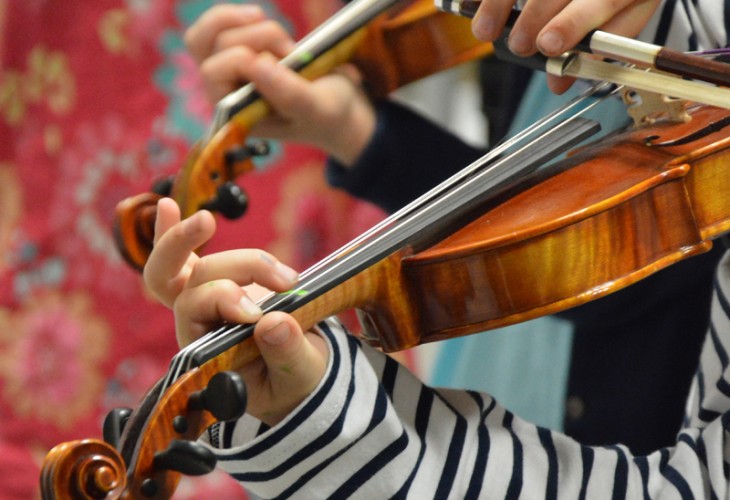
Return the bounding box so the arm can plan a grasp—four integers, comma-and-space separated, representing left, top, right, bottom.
269, 113, 603, 300
260, 83, 625, 309
277, 79, 619, 283
163, 124, 591, 389
163, 91, 615, 391
163, 79, 622, 389
163, 80, 624, 392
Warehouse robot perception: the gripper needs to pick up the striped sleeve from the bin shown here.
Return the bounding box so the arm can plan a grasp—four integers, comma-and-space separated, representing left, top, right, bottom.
684, 251, 730, 430
208, 252, 730, 499
638, 0, 729, 49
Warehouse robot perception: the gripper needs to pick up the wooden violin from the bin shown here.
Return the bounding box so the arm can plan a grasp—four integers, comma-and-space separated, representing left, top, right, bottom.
42, 0, 730, 496
41, 88, 730, 496
113, 0, 492, 272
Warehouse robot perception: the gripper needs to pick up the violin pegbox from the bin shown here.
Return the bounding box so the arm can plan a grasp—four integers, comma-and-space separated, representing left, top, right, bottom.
620, 87, 690, 126
199, 139, 271, 220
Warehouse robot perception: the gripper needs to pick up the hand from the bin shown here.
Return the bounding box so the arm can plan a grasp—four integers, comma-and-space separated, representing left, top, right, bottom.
144, 198, 329, 425
184, 4, 376, 166
471, 0, 661, 93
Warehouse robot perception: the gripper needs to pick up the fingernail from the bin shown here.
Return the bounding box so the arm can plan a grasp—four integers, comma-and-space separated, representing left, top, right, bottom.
253, 53, 277, 84
473, 15, 497, 40
237, 4, 263, 19
508, 31, 532, 55
239, 296, 263, 317
260, 252, 299, 284
262, 321, 290, 345
537, 31, 564, 55
275, 262, 299, 284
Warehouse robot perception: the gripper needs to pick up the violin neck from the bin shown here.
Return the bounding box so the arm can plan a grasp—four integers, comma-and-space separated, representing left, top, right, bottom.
165, 113, 601, 376
211, 0, 399, 134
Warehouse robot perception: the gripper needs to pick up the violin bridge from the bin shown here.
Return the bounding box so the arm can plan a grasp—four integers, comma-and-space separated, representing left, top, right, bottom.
620, 87, 690, 126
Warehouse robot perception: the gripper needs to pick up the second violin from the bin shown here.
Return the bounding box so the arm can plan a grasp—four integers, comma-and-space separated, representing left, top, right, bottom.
113, 0, 492, 271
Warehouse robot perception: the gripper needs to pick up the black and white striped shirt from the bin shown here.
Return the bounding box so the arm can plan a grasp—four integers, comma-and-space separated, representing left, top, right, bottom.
208, 1, 730, 497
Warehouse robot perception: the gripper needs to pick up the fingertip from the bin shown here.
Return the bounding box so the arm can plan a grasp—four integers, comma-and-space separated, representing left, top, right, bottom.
546, 74, 573, 95
216, 291, 263, 325
258, 252, 299, 288
508, 29, 535, 56
279, 38, 297, 56
251, 51, 279, 85
154, 197, 181, 243
274, 261, 299, 287
181, 209, 216, 238
260, 320, 292, 346
158, 196, 178, 211
156, 197, 179, 224
472, 13, 498, 42
536, 30, 565, 56
235, 3, 265, 21
238, 295, 264, 319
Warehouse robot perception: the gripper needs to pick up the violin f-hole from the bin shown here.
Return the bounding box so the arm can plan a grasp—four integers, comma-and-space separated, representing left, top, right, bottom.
645, 115, 730, 147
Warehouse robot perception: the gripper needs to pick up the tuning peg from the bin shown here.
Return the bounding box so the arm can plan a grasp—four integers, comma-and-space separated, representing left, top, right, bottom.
139, 440, 218, 496
224, 140, 271, 166
188, 371, 248, 422
201, 182, 248, 219
152, 439, 217, 476
102, 407, 133, 448
151, 176, 175, 196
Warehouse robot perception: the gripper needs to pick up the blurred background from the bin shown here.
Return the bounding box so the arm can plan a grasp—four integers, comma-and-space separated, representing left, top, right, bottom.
0, 0, 486, 497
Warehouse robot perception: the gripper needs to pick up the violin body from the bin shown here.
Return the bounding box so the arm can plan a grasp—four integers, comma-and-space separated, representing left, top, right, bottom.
360, 103, 730, 350
351, 0, 491, 96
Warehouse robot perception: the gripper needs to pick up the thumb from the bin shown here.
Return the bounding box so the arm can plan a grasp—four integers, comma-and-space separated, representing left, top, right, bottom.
252, 312, 329, 422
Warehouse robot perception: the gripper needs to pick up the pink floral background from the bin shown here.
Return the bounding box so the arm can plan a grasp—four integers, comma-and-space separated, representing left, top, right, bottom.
0, 0, 386, 497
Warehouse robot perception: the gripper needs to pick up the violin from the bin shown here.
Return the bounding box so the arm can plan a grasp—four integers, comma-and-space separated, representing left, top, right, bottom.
41, 1, 730, 497
113, 0, 492, 272
41, 88, 730, 497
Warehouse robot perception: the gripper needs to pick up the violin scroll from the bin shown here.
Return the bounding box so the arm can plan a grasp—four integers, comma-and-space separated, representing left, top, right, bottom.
113, 133, 269, 271
113, 192, 162, 272
40, 439, 127, 499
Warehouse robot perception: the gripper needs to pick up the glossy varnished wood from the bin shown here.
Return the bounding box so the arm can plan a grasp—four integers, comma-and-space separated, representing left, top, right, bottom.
41, 439, 126, 498
351, 0, 490, 96
45, 102, 730, 497
362, 104, 730, 349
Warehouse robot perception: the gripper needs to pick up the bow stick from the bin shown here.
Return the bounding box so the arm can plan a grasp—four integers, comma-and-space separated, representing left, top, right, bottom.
547, 52, 730, 109
437, 0, 730, 108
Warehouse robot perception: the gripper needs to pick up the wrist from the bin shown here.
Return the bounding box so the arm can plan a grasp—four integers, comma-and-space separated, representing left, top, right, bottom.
325, 93, 376, 167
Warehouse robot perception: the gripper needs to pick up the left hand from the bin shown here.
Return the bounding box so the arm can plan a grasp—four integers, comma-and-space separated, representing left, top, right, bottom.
183, 4, 377, 166
143, 197, 300, 346
143, 198, 329, 425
